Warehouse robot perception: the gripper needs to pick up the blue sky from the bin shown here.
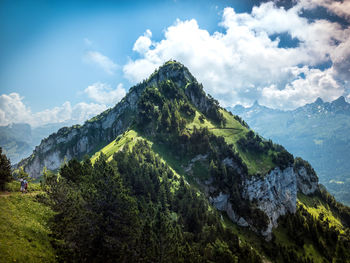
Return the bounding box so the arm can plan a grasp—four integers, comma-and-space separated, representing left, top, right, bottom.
1, 0, 350, 127
0, 0, 241, 111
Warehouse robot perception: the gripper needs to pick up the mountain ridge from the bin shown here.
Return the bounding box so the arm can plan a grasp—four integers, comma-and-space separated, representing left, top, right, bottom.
17, 61, 196, 176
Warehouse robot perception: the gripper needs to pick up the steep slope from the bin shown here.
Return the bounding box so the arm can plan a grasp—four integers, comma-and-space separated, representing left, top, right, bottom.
18, 61, 196, 177
228, 98, 350, 205
46, 135, 350, 262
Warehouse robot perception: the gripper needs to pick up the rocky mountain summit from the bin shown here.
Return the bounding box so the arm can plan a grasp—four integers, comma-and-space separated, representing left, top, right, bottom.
18, 61, 320, 239
18, 62, 196, 177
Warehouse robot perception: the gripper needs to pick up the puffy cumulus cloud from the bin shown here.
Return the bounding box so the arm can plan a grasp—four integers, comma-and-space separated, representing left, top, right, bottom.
123, 1, 350, 109
261, 67, 343, 109
133, 29, 153, 54
0, 92, 107, 127
84, 82, 126, 105
83, 51, 118, 75
0, 93, 32, 125
301, 0, 350, 21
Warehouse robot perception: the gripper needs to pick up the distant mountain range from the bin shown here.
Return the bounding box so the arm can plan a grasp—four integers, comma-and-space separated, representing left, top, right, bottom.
228, 96, 350, 205
0, 121, 75, 164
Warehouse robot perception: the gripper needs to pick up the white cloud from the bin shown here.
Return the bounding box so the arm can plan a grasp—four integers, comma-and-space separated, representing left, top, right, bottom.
0, 93, 33, 125
0, 92, 107, 127
83, 51, 118, 75
133, 29, 153, 54
123, 1, 349, 109
84, 82, 126, 105
261, 67, 343, 109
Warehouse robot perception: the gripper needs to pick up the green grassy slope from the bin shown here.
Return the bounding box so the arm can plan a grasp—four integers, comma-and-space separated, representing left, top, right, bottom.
90, 107, 278, 180
185, 109, 276, 176
0, 183, 56, 263
91, 130, 141, 163
298, 193, 345, 232
89, 120, 350, 262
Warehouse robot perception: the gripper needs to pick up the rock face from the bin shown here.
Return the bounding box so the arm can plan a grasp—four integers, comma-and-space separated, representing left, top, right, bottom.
242, 167, 297, 239
295, 166, 319, 195
18, 61, 196, 177
19, 93, 138, 177
209, 164, 318, 240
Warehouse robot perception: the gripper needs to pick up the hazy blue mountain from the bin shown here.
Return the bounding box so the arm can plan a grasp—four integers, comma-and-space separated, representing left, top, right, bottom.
228, 96, 350, 205
0, 121, 76, 164
0, 123, 33, 164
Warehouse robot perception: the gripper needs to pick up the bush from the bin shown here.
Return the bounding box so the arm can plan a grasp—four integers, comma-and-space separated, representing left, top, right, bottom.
272, 150, 294, 170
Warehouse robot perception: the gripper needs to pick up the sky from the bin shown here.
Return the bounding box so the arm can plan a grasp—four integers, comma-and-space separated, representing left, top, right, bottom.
0, 0, 350, 127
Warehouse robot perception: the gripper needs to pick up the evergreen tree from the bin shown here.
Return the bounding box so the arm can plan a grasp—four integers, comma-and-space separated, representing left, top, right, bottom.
0, 147, 12, 190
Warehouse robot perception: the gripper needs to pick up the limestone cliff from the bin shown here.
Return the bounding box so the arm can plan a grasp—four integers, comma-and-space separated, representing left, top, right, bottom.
209, 162, 318, 240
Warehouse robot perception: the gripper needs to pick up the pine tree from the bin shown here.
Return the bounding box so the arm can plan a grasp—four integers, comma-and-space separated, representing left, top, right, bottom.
0, 147, 12, 190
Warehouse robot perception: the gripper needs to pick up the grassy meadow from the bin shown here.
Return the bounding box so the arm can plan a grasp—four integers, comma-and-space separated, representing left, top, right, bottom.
0, 181, 56, 263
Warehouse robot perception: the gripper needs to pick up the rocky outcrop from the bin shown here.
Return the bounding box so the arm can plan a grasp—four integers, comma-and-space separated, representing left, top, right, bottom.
208, 163, 319, 240
295, 166, 319, 195
148, 61, 195, 89
18, 92, 138, 177
242, 167, 297, 239
208, 167, 296, 240
184, 154, 208, 173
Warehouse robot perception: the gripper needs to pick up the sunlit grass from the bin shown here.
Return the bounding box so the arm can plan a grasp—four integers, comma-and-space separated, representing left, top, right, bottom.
273, 223, 324, 262
0, 186, 56, 262
186, 109, 276, 176
91, 130, 140, 163
5, 180, 42, 192
297, 193, 344, 232
91, 129, 182, 192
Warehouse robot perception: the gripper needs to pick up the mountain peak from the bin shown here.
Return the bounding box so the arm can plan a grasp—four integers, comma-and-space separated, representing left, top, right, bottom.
156, 60, 191, 76
332, 96, 347, 106
314, 97, 324, 104
147, 60, 196, 88
160, 59, 184, 69
252, 100, 260, 107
